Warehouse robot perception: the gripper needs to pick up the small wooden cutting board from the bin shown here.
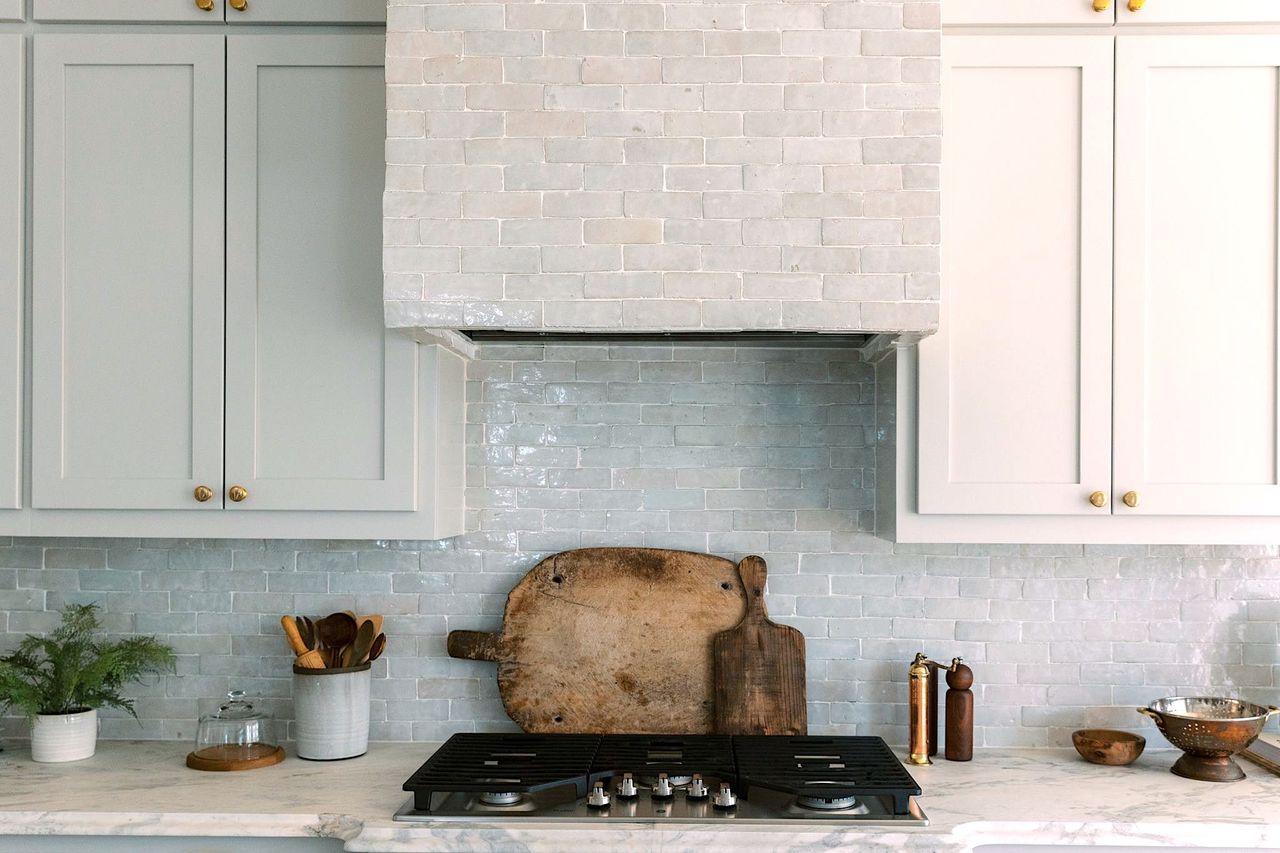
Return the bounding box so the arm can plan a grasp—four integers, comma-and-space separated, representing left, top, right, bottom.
712, 555, 807, 735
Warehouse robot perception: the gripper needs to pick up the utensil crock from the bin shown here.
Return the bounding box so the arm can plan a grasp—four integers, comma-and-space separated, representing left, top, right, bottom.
293, 662, 371, 761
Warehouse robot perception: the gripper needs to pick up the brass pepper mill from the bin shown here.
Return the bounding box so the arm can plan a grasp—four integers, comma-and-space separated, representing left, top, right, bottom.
908, 653, 936, 765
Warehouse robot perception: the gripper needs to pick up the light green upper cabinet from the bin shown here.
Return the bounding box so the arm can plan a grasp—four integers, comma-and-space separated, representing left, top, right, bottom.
228, 0, 385, 24
34, 0, 227, 23
223, 35, 415, 512
1, 36, 21, 510
32, 35, 227, 510
23, 31, 465, 538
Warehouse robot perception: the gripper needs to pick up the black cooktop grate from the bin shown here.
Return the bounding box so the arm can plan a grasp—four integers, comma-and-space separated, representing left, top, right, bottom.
591, 734, 737, 784
403, 733, 601, 809
403, 734, 921, 815
733, 736, 922, 815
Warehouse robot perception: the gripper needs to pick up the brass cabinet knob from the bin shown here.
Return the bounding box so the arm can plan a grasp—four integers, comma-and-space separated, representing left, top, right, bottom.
1089, 491, 1108, 508
1128, 0, 1145, 10
194, 485, 215, 503
1093, 0, 1111, 10
228, 485, 249, 503
1122, 491, 1140, 508
195, 0, 215, 10
229, 0, 247, 10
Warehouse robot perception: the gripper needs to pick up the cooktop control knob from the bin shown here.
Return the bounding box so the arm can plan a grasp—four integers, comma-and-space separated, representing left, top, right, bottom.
588, 781, 611, 808
616, 773, 639, 799
652, 772, 674, 799
687, 774, 709, 800
712, 782, 737, 809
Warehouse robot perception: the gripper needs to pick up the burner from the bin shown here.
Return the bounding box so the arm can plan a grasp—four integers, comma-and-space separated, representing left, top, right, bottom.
640, 774, 692, 788
478, 791, 523, 806
733, 736, 922, 816
796, 794, 866, 812
402, 733, 601, 813
592, 735, 737, 791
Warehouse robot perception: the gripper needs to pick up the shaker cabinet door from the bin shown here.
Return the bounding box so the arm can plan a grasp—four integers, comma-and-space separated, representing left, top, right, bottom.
1120, 1, 1280, 24
32, 36, 226, 510
34, 0, 225, 23
1114, 35, 1280, 516
223, 36, 416, 512
943, 0, 1114, 26
0, 36, 20, 510
918, 36, 1115, 515
226, 0, 384, 24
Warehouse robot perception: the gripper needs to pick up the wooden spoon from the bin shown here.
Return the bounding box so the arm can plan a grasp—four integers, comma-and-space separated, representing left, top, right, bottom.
349, 620, 377, 667
295, 616, 316, 650
316, 612, 357, 669
359, 614, 384, 637
368, 633, 387, 662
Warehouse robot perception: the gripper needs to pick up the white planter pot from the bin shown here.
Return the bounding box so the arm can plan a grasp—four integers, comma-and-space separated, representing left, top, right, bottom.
31, 709, 98, 763
293, 664, 370, 761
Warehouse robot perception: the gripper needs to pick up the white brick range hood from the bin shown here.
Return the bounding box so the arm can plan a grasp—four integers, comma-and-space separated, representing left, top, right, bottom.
383, 0, 941, 340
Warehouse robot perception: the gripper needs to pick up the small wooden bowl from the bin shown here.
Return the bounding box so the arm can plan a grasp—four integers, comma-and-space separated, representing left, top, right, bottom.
1072, 729, 1146, 766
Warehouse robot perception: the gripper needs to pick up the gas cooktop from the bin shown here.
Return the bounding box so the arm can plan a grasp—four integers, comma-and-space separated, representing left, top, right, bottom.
394, 733, 927, 825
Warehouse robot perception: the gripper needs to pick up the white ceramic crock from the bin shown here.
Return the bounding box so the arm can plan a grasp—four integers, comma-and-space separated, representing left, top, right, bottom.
293, 664, 371, 761
31, 708, 98, 763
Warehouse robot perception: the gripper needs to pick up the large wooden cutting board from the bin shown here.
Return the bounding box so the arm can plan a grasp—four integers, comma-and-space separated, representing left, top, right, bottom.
447, 548, 747, 733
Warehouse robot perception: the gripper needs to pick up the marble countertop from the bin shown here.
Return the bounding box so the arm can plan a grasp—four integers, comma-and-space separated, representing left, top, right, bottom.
2, 740, 1279, 852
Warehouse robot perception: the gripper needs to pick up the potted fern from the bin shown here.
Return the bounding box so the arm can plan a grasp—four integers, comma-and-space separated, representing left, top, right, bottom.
0, 603, 175, 762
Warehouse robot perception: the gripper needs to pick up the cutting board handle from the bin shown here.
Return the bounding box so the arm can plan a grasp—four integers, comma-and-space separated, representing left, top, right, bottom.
447, 630, 504, 662
738, 555, 769, 620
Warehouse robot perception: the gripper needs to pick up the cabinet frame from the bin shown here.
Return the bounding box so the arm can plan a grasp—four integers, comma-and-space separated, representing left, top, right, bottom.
1, 36, 21, 510
224, 34, 415, 512
31, 34, 227, 510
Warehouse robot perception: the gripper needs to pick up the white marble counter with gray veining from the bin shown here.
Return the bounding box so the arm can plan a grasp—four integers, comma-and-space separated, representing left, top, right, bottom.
2, 740, 1279, 852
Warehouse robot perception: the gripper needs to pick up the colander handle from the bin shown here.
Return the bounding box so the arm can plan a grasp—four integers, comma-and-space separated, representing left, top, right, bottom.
1265, 706, 1280, 721
1136, 707, 1161, 723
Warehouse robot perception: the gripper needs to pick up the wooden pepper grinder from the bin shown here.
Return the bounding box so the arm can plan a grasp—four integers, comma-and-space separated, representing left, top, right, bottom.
945, 657, 974, 762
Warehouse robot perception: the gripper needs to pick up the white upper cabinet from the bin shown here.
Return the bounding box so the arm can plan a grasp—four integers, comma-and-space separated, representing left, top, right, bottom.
919, 35, 1115, 516
32, 35, 227, 510
902, 29, 1280, 543
224, 35, 414, 512
1, 36, 21, 510
943, 0, 1115, 26
1113, 35, 1280, 516
34, 0, 226, 23
228, 0, 385, 24
1120, 1, 1280, 24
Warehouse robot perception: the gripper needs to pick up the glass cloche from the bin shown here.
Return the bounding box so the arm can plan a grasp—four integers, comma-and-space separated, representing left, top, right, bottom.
186, 690, 284, 771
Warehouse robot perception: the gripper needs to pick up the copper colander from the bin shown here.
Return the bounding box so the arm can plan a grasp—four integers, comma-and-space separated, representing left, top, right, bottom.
1138, 696, 1280, 782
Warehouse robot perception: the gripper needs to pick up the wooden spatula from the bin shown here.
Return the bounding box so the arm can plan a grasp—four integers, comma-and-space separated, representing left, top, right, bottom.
712, 555, 807, 735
